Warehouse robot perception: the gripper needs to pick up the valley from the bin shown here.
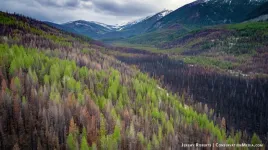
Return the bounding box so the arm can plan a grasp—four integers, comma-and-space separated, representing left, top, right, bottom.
106, 19, 268, 145
107, 47, 268, 144
1, 0, 268, 149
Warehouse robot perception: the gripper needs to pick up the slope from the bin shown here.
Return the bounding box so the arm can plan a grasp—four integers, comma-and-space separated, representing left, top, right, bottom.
245, 1, 268, 21
108, 22, 268, 144
115, 21, 268, 75
149, 0, 268, 30
1, 11, 259, 149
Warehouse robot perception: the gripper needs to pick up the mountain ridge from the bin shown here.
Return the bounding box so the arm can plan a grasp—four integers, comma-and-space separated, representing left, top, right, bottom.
148, 0, 268, 31
45, 0, 268, 41
46, 9, 172, 39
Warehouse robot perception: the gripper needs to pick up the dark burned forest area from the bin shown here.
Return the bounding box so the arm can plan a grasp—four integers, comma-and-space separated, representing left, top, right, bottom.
113, 48, 268, 144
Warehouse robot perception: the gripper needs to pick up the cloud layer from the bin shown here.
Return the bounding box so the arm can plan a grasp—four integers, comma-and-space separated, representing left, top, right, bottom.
0, 0, 195, 24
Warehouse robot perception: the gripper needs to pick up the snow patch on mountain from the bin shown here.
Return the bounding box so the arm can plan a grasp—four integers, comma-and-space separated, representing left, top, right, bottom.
118, 9, 172, 31
158, 9, 172, 17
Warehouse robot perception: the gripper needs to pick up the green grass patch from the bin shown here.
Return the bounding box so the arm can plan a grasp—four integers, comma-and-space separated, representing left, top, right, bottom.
173, 56, 237, 70
122, 28, 190, 46
113, 42, 164, 53
225, 22, 268, 31
113, 42, 185, 54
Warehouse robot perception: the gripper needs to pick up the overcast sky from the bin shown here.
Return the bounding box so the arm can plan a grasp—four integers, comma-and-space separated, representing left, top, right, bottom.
0, 0, 195, 25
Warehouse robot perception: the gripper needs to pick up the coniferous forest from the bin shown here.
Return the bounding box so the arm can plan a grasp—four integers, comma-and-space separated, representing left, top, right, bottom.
0, 5, 267, 150
114, 50, 268, 144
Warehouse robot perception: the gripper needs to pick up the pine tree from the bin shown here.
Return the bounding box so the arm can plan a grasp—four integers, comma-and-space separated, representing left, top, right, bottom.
80, 135, 89, 150
91, 143, 97, 150
100, 114, 107, 137
67, 133, 76, 150
251, 133, 262, 145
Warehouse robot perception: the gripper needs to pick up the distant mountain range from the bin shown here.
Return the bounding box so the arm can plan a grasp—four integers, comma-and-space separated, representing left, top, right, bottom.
113, 0, 268, 48
46, 10, 172, 39
46, 0, 268, 40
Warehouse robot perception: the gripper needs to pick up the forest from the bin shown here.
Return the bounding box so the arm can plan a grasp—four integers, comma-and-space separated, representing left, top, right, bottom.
0, 11, 265, 150
112, 47, 268, 145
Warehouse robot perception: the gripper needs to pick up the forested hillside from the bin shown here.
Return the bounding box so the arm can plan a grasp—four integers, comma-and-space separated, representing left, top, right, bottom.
148, 0, 268, 30
1, 12, 264, 150
245, 1, 268, 21
110, 20, 268, 145
115, 21, 268, 75
109, 48, 268, 144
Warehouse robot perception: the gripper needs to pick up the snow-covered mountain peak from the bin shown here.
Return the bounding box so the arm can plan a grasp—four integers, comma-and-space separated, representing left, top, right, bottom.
63, 20, 120, 31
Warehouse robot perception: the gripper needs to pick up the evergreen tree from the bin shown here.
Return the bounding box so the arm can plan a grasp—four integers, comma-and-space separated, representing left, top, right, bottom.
80, 135, 89, 150
67, 133, 76, 150
251, 133, 262, 145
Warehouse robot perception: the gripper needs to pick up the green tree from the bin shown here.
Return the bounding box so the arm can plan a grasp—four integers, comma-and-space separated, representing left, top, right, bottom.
251, 133, 262, 145
29, 68, 38, 84
64, 65, 73, 77
50, 63, 61, 83
147, 142, 152, 150
137, 132, 145, 145
44, 75, 49, 85
79, 66, 89, 80
166, 120, 174, 135
67, 133, 76, 150
78, 92, 84, 105
113, 121, 121, 142
91, 143, 97, 150
158, 126, 163, 141
100, 114, 107, 136
80, 135, 89, 150
152, 134, 159, 149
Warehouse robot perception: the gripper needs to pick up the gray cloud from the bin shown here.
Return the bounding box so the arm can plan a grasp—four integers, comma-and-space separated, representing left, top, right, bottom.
90, 0, 156, 16
0, 0, 195, 24
34, 0, 80, 8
